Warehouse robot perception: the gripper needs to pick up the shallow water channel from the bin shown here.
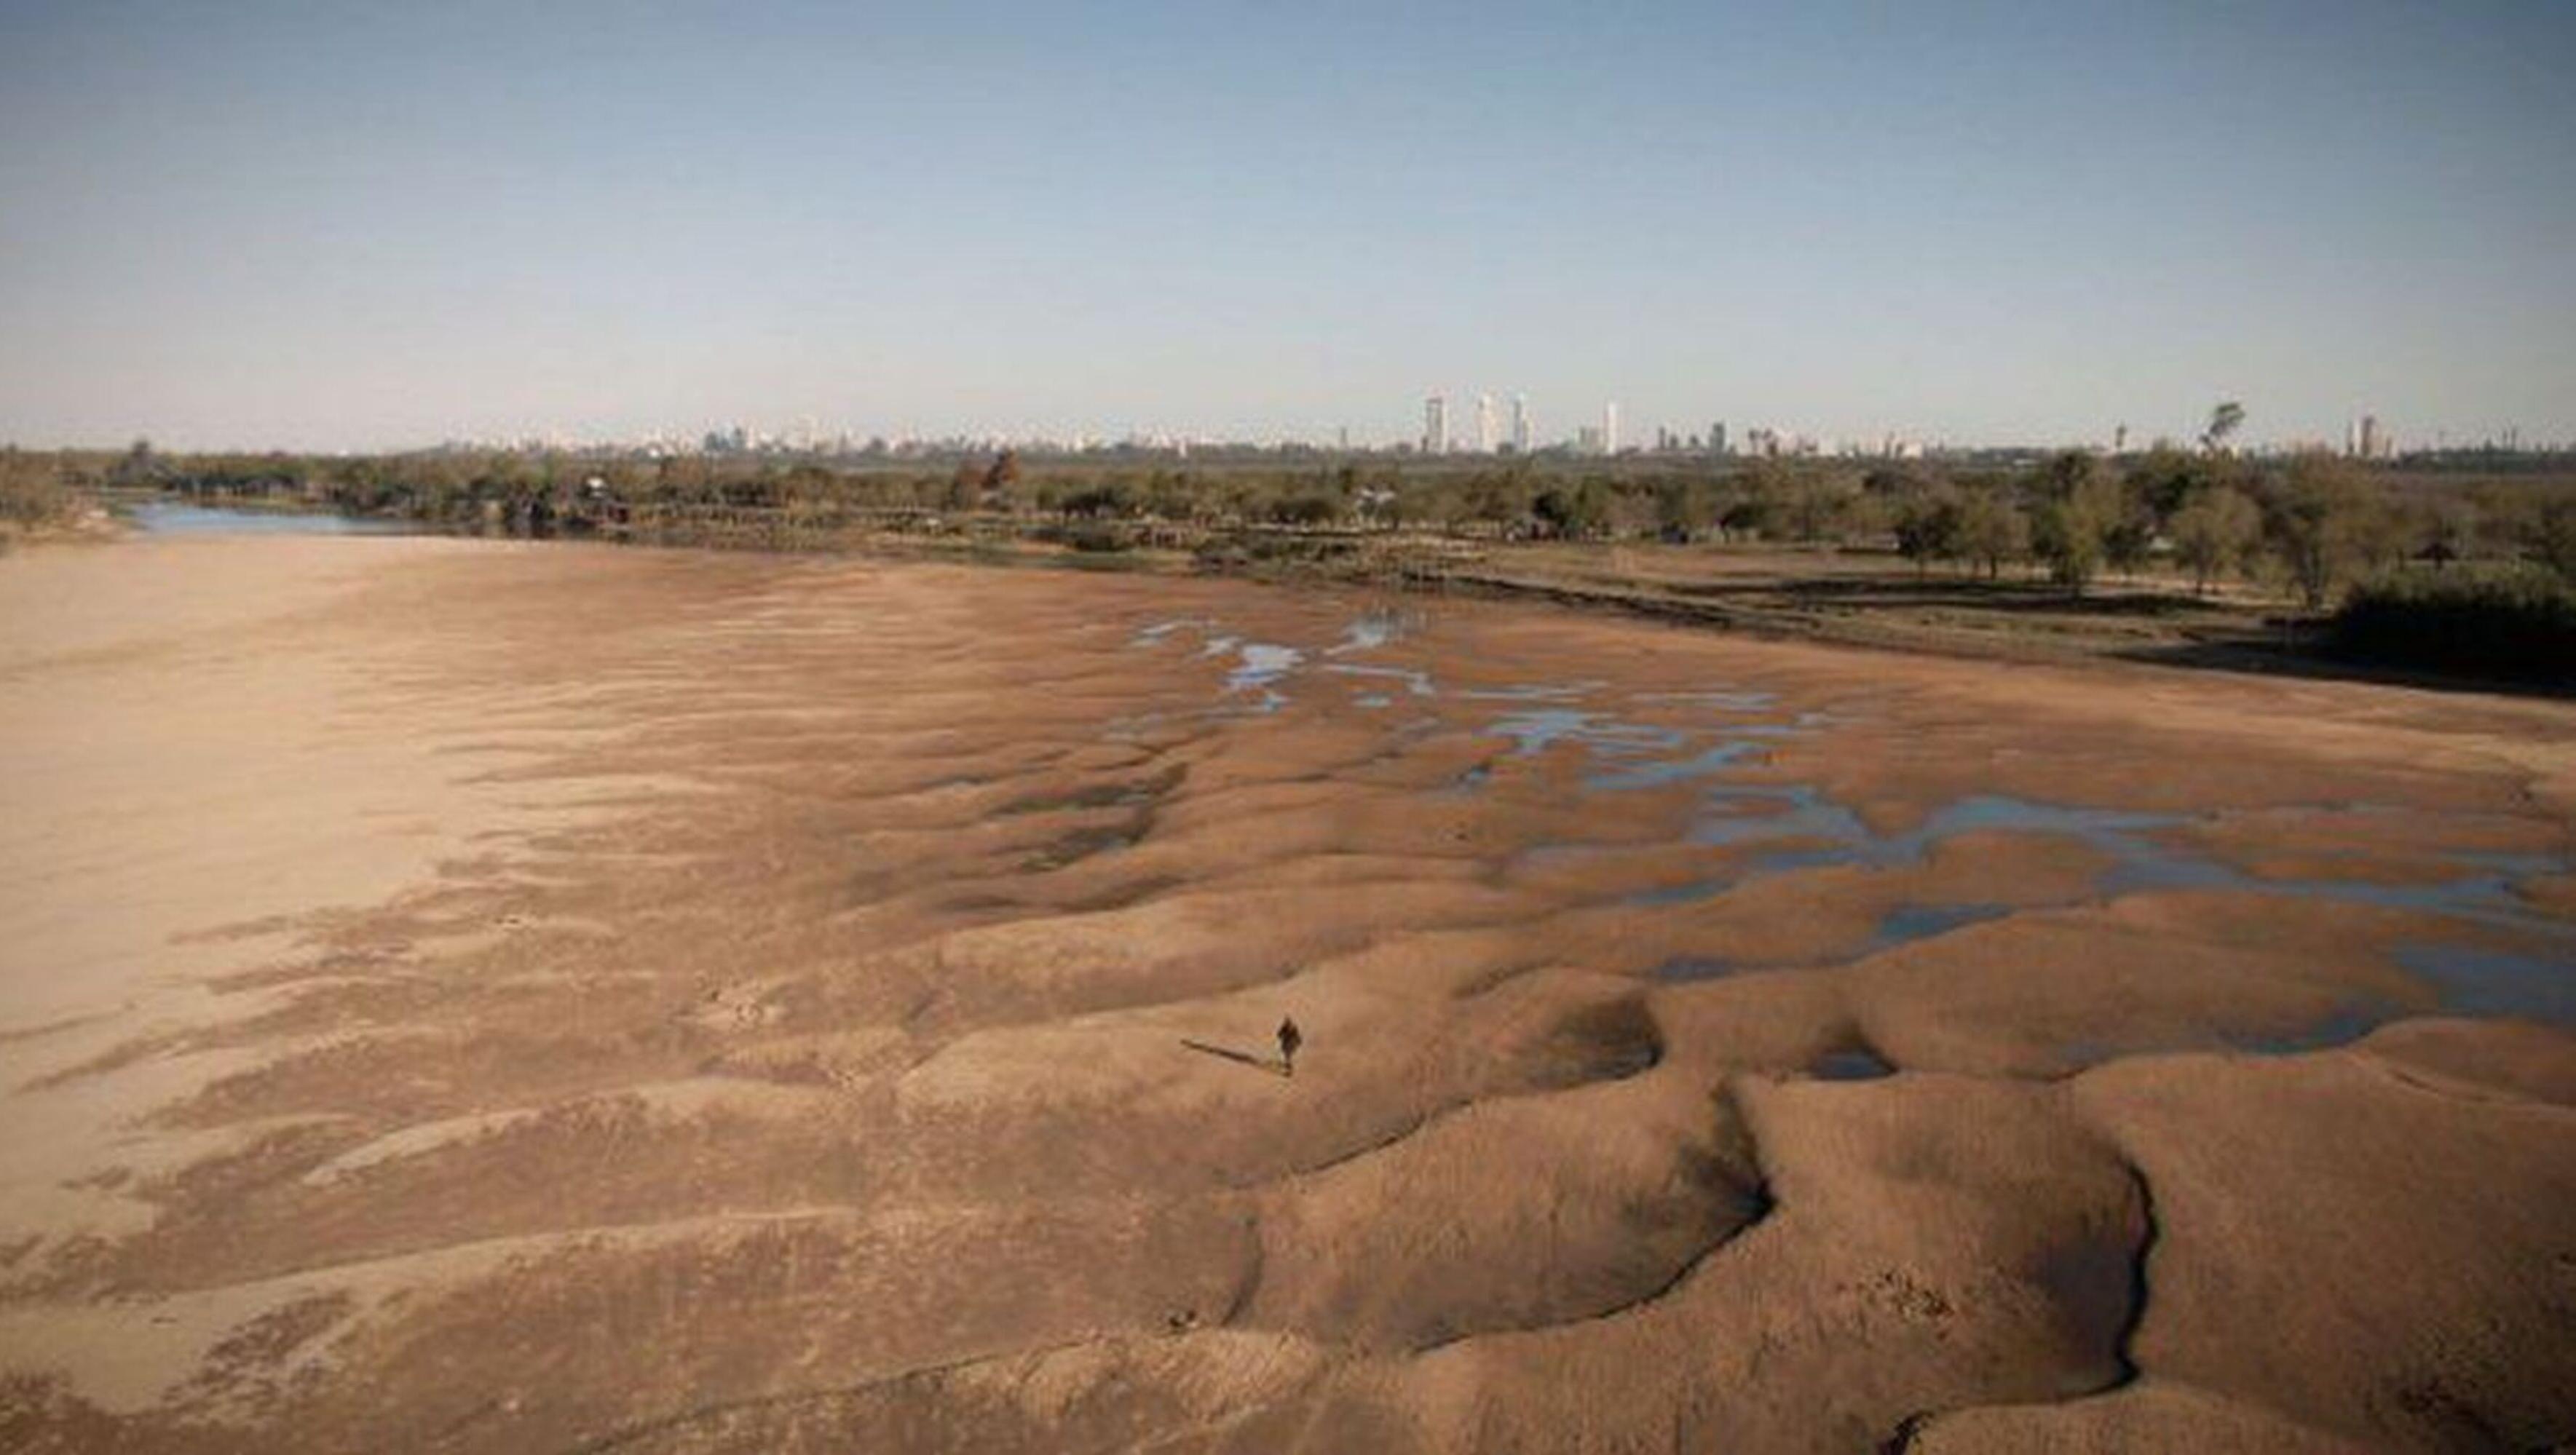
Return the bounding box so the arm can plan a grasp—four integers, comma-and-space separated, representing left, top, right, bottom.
129, 499, 417, 536
1129, 610, 2576, 1031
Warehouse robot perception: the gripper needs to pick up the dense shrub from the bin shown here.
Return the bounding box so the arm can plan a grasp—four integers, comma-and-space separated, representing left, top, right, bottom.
1, 453, 76, 528
2331, 570, 2576, 686
1264, 491, 1343, 526
1035, 520, 1137, 552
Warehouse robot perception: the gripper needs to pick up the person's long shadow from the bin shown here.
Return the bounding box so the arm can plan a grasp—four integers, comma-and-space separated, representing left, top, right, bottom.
1180, 1038, 1287, 1078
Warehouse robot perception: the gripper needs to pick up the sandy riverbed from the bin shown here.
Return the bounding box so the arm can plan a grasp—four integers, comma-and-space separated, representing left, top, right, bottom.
1, 534, 2571, 1452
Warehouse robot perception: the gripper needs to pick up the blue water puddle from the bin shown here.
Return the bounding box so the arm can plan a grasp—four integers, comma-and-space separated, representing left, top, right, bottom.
2059, 989, 2493, 1061
131, 500, 414, 535
1652, 956, 1741, 982
1585, 741, 1766, 793
2257, 874, 2560, 932
1483, 709, 1686, 759
1627, 780, 2576, 1024
1876, 902, 2013, 942
1115, 620, 1302, 720
1751, 793, 2170, 847
2218, 1003, 2401, 1055
1671, 790, 2560, 935
1225, 643, 1302, 694
1650, 900, 2016, 981
1680, 787, 1878, 865
1663, 941, 2565, 1050
1129, 616, 1826, 794
1132, 611, 1434, 716
1809, 1048, 1896, 1081
1325, 610, 1418, 656
1117, 609, 2576, 1028
2392, 944, 2576, 1025
2451, 850, 2567, 878
1629, 877, 1731, 907
1441, 688, 1814, 793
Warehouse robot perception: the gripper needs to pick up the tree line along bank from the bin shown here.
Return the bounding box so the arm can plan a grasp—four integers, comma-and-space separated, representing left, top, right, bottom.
12, 440, 2575, 685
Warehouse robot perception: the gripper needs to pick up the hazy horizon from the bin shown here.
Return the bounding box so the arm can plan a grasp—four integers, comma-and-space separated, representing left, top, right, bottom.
4, 1, 2572, 453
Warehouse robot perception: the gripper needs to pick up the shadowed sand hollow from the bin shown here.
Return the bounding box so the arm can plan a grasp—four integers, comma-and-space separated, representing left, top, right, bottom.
1, 534, 2572, 1451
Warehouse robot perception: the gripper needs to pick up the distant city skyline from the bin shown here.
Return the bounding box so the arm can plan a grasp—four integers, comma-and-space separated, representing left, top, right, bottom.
502, 395, 2491, 462
2, 2, 2572, 452
78, 392, 2568, 461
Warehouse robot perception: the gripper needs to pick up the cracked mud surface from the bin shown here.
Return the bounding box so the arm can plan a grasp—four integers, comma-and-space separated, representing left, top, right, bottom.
2, 536, 2572, 1451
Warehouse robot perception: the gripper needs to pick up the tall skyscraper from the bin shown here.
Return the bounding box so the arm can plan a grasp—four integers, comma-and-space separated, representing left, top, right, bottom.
1603, 402, 1620, 456
2359, 414, 2384, 459
1710, 421, 1728, 456
1511, 395, 1531, 453
1474, 394, 1498, 453
1423, 394, 1448, 455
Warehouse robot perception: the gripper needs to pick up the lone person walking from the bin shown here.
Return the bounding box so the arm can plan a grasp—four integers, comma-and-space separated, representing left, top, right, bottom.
1276, 1016, 1303, 1078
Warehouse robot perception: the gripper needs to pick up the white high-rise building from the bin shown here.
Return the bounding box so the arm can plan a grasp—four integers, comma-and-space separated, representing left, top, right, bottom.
1512, 395, 1531, 453
1603, 402, 1620, 456
1423, 394, 1449, 455
1474, 395, 1498, 453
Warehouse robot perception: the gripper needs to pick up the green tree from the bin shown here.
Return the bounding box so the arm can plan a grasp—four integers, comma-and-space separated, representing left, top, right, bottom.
1957, 488, 2028, 579
1784, 470, 1852, 542
1532, 480, 1610, 539
1458, 468, 1530, 533
2101, 475, 2158, 576
1062, 481, 1137, 518
0, 448, 75, 528
2200, 400, 2246, 456
2526, 497, 2576, 582
2030, 451, 2120, 593
1652, 477, 1711, 542
108, 437, 157, 488
2422, 496, 2476, 568
2127, 444, 2213, 523
1892, 484, 1964, 576
1715, 475, 1777, 540
2263, 451, 2369, 608
1145, 470, 1200, 522
979, 450, 1022, 511
2168, 485, 2261, 593
2346, 489, 2414, 578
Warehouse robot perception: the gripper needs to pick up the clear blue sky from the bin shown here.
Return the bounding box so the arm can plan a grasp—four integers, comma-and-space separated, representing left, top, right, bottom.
2, 1, 2570, 451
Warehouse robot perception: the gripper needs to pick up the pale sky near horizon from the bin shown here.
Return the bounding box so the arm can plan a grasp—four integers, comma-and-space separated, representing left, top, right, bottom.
2, 1, 2571, 453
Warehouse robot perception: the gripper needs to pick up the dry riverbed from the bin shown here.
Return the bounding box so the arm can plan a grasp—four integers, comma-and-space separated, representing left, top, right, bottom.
1, 534, 2572, 1452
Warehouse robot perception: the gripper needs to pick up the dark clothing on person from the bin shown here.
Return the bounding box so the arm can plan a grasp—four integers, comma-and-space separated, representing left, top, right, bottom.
1277, 1017, 1303, 1076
